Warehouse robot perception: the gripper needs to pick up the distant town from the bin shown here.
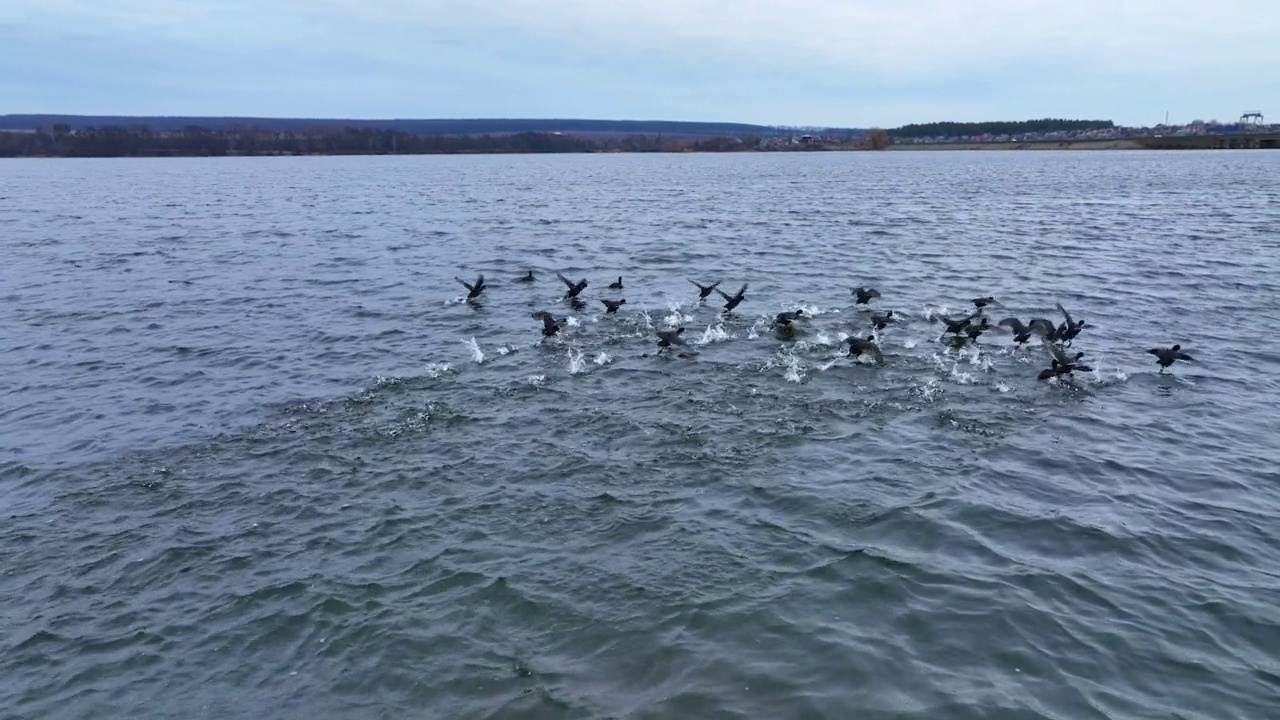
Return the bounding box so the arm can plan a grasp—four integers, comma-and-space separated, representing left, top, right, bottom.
0, 113, 1275, 157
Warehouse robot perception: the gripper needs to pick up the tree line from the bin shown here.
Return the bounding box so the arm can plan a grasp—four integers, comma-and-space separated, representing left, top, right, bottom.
889, 119, 1115, 139
0, 125, 885, 157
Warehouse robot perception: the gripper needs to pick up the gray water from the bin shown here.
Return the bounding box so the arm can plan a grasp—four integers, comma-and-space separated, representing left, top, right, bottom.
2, 151, 1279, 720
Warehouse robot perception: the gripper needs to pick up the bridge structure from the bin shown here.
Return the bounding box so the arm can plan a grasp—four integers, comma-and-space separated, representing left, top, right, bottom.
1240, 111, 1264, 126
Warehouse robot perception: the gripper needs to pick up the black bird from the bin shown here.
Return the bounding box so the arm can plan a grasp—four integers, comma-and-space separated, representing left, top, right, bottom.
608, 276, 624, 290
717, 284, 748, 313
557, 273, 588, 299
998, 317, 1035, 345
963, 316, 992, 341
690, 279, 721, 300
773, 309, 805, 337
516, 270, 535, 283
656, 327, 688, 350
846, 335, 884, 363
1055, 302, 1086, 345
1044, 342, 1090, 374
601, 298, 626, 314
937, 312, 978, 335
1148, 344, 1193, 371
774, 309, 805, 326
869, 310, 895, 330
972, 296, 997, 310
852, 287, 881, 305
1039, 359, 1093, 381
1038, 361, 1062, 381
456, 274, 485, 301
532, 310, 563, 337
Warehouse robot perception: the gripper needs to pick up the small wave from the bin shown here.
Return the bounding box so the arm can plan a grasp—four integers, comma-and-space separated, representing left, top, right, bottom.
463, 337, 485, 364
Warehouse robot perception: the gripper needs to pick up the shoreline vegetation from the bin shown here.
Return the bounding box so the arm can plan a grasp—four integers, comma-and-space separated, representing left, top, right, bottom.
1, 117, 1275, 158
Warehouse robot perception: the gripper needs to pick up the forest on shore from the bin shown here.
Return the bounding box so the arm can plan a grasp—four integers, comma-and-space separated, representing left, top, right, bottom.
0, 118, 1118, 158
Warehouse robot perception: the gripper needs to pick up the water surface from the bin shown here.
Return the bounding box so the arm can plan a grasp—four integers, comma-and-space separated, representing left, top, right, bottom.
2, 151, 1279, 719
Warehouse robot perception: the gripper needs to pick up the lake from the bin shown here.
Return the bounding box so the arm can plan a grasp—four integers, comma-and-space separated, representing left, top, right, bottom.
2, 151, 1279, 719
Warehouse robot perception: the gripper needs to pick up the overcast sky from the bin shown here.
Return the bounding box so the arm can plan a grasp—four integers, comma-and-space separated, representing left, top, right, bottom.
2, 0, 1276, 127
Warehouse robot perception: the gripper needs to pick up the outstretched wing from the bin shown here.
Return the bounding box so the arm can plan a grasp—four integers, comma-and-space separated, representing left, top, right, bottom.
456, 277, 474, 292
556, 273, 576, 290
1055, 302, 1074, 327
997, 317, 1024, 333
1028, 317, 1057, 338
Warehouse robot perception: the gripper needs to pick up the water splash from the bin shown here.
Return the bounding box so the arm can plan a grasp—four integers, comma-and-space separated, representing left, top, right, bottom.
567, 349, 586, 375
663, 306, 693, 327
526, 374, 547, 387
594, 352, 612, 366
696, 323, 732, 345
780, 349, 806, 383
425, 362, 453, 379
915, 378, 944, 402
463, 337, 485, 364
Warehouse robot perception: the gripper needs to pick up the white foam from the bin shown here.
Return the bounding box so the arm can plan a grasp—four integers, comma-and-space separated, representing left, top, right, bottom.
594, 352, 612, 366
526, 374, 547, 386
996, 382, 1012, 393
425, 362, 452, 379
902, 339, 918, 350
565, 316, 581, 328
463, 337, 485, 364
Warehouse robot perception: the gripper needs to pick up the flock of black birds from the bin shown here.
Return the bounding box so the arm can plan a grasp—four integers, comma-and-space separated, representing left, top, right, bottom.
454, 271, 1194, 379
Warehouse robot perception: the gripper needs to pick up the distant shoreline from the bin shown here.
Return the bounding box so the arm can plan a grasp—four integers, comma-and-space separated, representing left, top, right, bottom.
887, 140, 1145, 151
